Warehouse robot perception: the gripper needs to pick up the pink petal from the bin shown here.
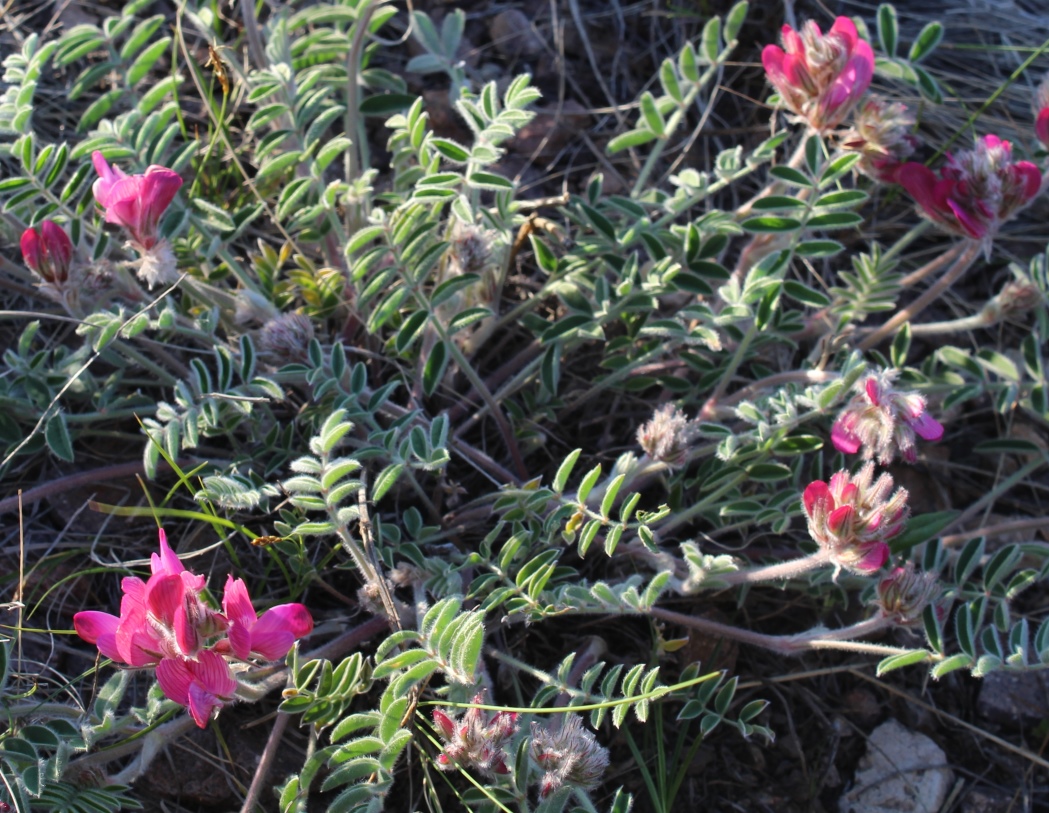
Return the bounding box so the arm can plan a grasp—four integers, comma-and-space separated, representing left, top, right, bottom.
982, 134, 1006, 152
250, 603, 314, 661
74, 611, 124, 662
909, 410, 944, 441
946, 199, 986, 239
140, 166, 183, 228
156, 657, 193, 705
1013, 161, 1043, 202
896, 163, 940, 213
173, 602, 200, 657
762, 44, 789, 89
831, 418, 862, 454
91, 151, 125, 207
433, 710, 456, 739
803, 481, 831, 516
20, 228, 41, 271
829, 16, 859, 50
854, 542, 889, 573
152, 528, 185, 577
222, 576, 256, 660
781, 25, 804, 54
187, 684, 221, 728
864, 377, 882, 405
827, 504, 854, 535
191, 649, 237, 697
146, 574, 184, 625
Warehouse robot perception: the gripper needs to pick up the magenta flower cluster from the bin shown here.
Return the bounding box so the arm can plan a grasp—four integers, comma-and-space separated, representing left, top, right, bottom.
896, 135, 1041, 241
831, 372, 944, 464
74, 530, 313, 727
761, 16, 874, 132
432, 697, 518, 777
802, 462, 908, 575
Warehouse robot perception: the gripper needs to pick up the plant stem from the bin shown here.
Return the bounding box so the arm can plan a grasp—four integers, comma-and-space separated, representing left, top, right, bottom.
718, 551, 832, 585
650, 606, 901, 656
858, 240, 982, 351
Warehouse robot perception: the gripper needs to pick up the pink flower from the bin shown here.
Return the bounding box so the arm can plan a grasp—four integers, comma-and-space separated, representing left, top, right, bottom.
831, 371, 943, 464
762, 16, 874, 132
20, 221, 73, 284
432, 695, 519, 778
896, 135, 1042, 240
156, 649, 238, 728
219, 575, 313, 661
802, 462, 908, 574
92, 152, 182, 251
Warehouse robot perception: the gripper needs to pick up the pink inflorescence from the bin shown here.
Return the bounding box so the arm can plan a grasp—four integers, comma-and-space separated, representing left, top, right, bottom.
74, 529, 313, 727
761, 16, 874, 132
895, 135, 1042, 241
432, 695, 519, 777
802, 462, 908, 575
92, 151, 182, 287
831, 371, 944, 464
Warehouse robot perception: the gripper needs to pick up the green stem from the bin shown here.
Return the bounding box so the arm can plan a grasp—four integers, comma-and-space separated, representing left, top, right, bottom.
654, 470, 748, 538
632, 61, 724, 196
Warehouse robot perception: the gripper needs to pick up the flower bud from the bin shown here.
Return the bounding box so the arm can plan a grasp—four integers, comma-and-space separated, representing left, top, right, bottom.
432, 695, 519, 778
875, 563, 941, 625
840, 96, 919, 183
1034, 74, 1049, 149
637, 404, 697, 468
529, 716, 609, 798
21, 221, 73, 284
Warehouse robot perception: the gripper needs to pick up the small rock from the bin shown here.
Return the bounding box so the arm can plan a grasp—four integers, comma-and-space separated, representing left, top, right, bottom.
976, 669, 1049, 726
489, 10, 544, 61
839, 719, 953, 813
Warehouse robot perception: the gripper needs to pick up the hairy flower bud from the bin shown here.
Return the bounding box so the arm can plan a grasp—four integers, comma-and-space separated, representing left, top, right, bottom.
637, 404, 698, 468
831, 370, 943, 464
762, 16, 874, 132
875, 563, 941, 625
896, 135, 1042, 241
803, 462, 908, 574
257, 313, 315, 363
530, 716, 609, 798
841, 96, 919, 183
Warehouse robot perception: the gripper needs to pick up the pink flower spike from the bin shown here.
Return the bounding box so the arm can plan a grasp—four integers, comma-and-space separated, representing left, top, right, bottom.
897, 135, 1043, 240
762, 16, 874, 132
831, 370, 944, 464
